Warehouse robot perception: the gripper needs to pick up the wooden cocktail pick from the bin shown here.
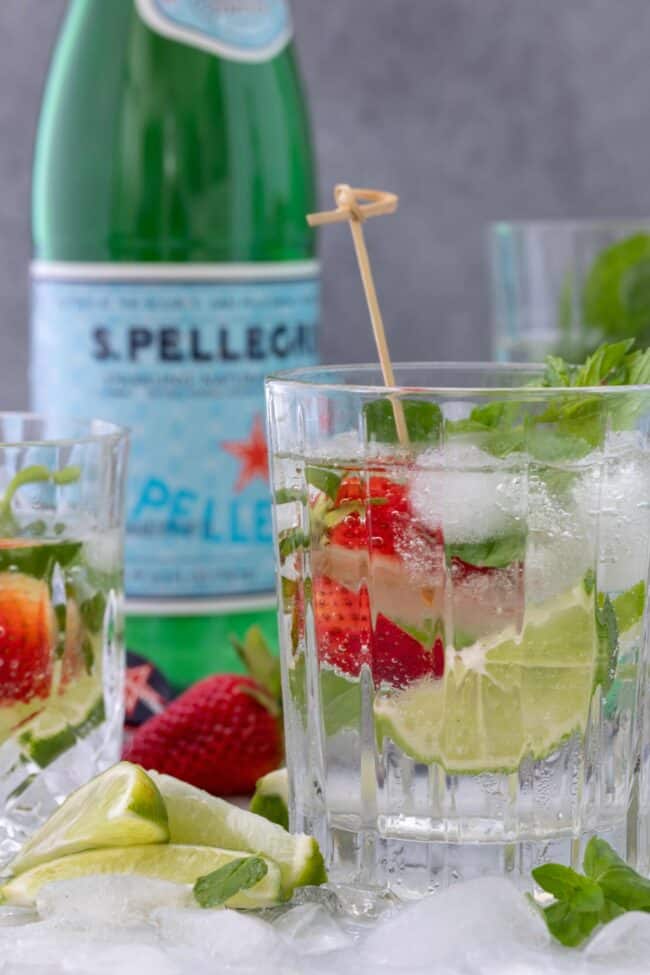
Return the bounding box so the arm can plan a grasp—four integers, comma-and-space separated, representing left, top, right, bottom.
307, 184, 408, 446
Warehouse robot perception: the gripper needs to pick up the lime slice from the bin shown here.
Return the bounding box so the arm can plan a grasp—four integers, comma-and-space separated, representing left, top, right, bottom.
375, 582, 599, 772
1, 844, 282, 909
250, 768, 289, 830
150, 771, 326, 894
8, 762, 169, 876
18, 675, 105, 768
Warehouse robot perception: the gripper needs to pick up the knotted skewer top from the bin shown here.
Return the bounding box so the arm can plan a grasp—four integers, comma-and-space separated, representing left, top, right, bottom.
307, 184, 399, 226
306, 185, 408, 446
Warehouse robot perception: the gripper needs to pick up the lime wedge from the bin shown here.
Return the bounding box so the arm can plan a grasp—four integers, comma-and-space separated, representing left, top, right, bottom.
1, 844, 282, 909
150, 771, 326, 894
250, 768, 289, 830
8, 762, 169, 876
375, 582, 599, 772
18, 675, 105, 768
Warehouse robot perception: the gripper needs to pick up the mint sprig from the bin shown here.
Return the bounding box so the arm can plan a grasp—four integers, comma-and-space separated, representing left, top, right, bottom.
359, 341, 650, 462
193, 855, 268, 908
533, 837, 650, 947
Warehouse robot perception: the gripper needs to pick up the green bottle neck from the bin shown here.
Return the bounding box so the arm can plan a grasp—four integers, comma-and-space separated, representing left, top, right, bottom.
33, 0, 317, 263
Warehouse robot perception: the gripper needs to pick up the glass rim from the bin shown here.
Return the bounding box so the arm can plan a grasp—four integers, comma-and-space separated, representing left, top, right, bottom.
490, 217, 650, 233
0, 413, 129, 449
266, 361, 650, 397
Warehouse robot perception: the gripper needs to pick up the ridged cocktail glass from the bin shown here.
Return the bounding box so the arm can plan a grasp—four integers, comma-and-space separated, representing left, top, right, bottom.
0, 416, 127, 866
267, 363, 650, 898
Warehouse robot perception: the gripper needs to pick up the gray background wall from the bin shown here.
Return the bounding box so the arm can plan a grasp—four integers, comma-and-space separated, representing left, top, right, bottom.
1, 0, 650, 407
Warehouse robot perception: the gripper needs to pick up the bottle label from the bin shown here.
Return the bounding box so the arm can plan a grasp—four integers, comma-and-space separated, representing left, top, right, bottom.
135, 0, 293, 62
31, 261, 319, 601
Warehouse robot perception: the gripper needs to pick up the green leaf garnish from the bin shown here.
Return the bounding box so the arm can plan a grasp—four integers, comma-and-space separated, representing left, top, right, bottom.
448, 341, 650, 464
305, 466, 342, 499
584, 838, 650, 912
274, 487, 307, 505
446, 532, 526, 569
533, 838, 650, 947
363, 399, 442, 444
278, 529, 309, 562
581, 234, 650, 344
193, 856, 268, 909
594, 594, 619, 692
80, 592, 106, 634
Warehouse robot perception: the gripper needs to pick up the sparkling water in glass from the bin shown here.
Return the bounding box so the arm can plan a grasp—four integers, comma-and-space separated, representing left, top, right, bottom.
266, 364, 650, 898
0, 415, 128, 865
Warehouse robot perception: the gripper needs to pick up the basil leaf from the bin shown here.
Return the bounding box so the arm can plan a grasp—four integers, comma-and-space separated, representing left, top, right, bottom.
193, 856, 268, 909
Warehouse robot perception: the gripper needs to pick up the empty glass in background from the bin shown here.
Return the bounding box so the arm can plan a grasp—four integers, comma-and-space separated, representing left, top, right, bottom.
0, 416, 128, 866
266, 364, 650, 900
491, 220, 650, 362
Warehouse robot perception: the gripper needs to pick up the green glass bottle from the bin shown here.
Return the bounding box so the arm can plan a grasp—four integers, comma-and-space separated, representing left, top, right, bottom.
31, 0, 319, 691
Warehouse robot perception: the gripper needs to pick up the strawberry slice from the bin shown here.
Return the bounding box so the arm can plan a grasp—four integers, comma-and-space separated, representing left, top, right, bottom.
327, 475, 445, 582
313, 575, 370, 677
313, 576, 444, 686
329, 476, 410, 556
373, 614, 444, 687
0, 572, 55, 704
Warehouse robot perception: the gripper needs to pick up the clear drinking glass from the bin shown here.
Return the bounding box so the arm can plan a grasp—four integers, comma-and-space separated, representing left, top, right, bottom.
266, 364, 650, 898
490, 220, 650, 362
0, 415, 128, 863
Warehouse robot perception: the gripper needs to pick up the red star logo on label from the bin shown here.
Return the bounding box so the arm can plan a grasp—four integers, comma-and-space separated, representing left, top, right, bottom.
125, 664, 167, 719
222, 414, 269, 492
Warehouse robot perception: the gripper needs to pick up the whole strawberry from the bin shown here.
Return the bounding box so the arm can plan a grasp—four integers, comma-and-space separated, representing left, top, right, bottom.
123, 628, 283, 796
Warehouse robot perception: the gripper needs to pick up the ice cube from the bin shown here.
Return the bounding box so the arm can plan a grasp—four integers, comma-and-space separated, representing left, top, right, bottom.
525, 468, 594, 602
360, 877, 549, 971
37, 875, 192, 927
155, 906, 285, 968
410, 444, 526, 544
273, 903, 353, 955
584, 911, 650, 970
566, 436, 650, 592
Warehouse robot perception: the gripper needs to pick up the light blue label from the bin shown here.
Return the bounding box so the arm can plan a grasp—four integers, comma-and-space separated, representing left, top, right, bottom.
31, 264, 319, 600
136, 0, 292, 62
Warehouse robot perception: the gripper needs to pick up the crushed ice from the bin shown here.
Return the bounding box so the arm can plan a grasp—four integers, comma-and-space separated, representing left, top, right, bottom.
1, 874, 650, 974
